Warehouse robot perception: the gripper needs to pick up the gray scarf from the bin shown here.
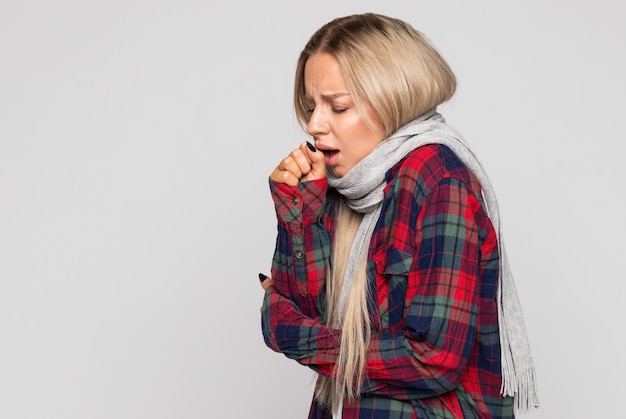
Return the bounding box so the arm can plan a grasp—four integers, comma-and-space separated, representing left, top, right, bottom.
327, 110, 539, 412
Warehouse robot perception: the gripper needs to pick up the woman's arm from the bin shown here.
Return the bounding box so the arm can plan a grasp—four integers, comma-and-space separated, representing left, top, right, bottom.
261, 176, 341, 378
267, 178, 333, 319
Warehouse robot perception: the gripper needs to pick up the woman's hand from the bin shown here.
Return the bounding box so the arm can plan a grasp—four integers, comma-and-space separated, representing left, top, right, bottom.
270, 141, 326, 186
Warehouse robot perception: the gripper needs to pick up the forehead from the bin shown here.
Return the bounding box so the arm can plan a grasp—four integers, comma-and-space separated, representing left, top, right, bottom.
303, 52, 349, 97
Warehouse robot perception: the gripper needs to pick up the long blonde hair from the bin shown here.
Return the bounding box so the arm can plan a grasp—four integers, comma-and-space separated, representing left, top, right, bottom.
315, 198, 369, 410
294, 13, 457, 410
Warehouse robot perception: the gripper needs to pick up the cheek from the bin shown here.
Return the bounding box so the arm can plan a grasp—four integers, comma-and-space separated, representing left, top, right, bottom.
353, 141, 374, 163
337, 115, 384, 166
341, 115, 373, 142
354, 127, 384, 157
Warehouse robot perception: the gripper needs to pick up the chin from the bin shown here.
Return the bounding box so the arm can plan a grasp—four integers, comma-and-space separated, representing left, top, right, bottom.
329, 167, 346, 178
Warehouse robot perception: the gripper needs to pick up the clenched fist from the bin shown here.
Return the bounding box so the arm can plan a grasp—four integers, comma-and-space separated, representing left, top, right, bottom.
270, 141, 326, 186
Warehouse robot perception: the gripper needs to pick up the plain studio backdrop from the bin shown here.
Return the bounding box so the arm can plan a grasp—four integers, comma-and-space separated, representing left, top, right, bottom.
1, 1, 624, 418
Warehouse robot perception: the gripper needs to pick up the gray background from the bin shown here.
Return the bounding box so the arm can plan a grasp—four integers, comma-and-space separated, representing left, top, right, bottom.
1, 1, 624, 418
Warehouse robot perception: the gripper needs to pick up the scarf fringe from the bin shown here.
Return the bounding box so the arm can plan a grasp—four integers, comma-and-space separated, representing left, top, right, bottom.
497, 241, 540, 414
501, 366, 540, 413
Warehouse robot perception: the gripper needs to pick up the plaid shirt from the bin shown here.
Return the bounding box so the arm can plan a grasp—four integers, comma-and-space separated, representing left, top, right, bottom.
261, 144, 515, 418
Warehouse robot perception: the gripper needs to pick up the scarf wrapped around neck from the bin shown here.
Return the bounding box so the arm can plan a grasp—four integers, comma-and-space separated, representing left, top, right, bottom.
327, 109, 539, 413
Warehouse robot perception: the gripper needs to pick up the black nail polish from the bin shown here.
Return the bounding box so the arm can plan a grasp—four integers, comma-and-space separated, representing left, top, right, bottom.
258, 273, 267, 283
306, 141, 316, 152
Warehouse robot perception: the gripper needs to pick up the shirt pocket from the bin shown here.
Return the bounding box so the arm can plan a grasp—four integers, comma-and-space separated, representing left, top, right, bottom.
374, 246, 415, 331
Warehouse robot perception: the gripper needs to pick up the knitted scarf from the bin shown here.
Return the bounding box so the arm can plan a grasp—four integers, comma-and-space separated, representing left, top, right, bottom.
327, 109, 539, 413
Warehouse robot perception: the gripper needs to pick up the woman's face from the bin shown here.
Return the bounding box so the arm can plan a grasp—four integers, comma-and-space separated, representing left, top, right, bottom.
304, 52, 385, 177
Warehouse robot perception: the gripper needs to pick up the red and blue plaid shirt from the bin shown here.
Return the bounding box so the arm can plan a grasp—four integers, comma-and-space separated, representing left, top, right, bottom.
262, 144, 515, 418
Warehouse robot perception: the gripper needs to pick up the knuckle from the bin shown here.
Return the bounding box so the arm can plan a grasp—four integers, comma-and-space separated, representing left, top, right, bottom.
280, 156, 292, 168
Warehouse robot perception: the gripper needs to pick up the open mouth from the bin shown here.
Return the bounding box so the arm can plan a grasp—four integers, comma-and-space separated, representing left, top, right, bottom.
321, 149, 339, 166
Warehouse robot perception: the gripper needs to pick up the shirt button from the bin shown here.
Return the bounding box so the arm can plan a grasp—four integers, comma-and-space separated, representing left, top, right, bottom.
292, 197, 300, 205
294, 250, 304, 259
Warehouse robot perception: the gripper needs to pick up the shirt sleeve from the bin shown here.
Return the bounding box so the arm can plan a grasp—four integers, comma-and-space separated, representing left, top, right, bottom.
266, 177, 331, 318
261, 177, 341, 378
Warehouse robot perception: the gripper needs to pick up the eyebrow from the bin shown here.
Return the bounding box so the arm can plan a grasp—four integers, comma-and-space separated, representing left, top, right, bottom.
304, 92, 351, 101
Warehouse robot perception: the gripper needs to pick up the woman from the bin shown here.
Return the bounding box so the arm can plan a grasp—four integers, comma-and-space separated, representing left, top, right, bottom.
259, 13, 538, 418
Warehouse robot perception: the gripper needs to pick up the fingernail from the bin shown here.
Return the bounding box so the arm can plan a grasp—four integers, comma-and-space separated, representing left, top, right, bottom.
258, 273, 267, 283
306, 141, 316, 152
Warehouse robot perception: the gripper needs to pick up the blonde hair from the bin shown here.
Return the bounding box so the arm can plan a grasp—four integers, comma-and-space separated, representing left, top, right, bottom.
295, 13, 457, 410
294, 13, 457, 138
315, 199, 369, 410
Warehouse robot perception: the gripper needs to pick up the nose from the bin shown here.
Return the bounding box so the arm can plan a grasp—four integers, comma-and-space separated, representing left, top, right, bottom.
306, 108, 328, 138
